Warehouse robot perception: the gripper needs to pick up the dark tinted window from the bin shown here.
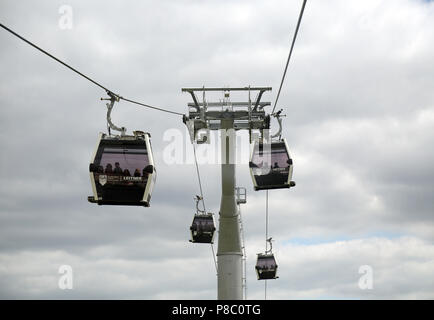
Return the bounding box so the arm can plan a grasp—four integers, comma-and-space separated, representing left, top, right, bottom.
100, 146, 149, 176
257, 256, 277, 268
252, 143, 289, 169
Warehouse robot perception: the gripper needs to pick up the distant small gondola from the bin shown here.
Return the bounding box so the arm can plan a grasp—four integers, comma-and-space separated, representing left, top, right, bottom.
255, 253, 278, 280
88, 130, 156, 207
190, 213, 216, 244
249, 139, 295, 191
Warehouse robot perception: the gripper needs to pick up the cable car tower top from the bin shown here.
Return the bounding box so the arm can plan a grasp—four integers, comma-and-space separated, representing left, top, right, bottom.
182, 87, 272, 142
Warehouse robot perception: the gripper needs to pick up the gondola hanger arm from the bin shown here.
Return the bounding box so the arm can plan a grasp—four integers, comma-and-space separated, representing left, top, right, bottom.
102, 91, 126, 136
266, 237, 274, 254
270, 109, 286, 140
195, 195, 206, 215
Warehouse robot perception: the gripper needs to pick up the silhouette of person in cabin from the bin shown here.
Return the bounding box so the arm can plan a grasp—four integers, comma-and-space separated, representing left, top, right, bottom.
113, 162, 123, 174
105, 163, 113, 174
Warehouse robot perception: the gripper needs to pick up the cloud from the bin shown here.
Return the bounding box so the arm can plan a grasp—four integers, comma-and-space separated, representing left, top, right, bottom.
246, 236, 434, 299
1, 236, 432, 299
0, 0, 434, 299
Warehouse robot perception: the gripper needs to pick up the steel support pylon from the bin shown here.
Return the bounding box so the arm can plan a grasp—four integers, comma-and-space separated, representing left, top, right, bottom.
217, 119, 243, 300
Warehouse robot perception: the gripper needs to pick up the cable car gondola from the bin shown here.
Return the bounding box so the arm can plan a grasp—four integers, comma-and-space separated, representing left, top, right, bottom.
255, 238, 279, 280
249, 110, 296, 191
88, 93, 156, 207
189, 196, 216, 244
249, 138, 295, 191
255, 253, 278, 280
190, 213, 216, 244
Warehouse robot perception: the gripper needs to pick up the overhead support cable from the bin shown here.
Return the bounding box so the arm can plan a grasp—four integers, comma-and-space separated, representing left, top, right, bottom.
265, 190, 269, 300
272, 0, 307, 113
0, 23, 111, 93
192, 143, 218, 274
120, 97, 184, 116
0, 22, 183, 117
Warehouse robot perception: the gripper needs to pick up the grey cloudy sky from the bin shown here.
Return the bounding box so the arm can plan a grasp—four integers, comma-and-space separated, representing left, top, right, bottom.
1, 0, 434, 299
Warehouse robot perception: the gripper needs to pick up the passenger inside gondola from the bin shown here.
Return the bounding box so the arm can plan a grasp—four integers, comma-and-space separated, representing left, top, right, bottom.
134, 169, 141, 177
105, 163, 113, 174
114, 162, 123, 174
262, 257, 274, 270
99, 147, 150, 179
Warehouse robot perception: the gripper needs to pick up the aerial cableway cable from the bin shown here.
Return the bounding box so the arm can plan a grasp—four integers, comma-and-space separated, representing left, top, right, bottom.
272, 0, 307, 114
0, 22, 183, 116
265, 190, 269, 299
261, 0, 307, 298
192, 143, 218, 274
120, 97, 184, 116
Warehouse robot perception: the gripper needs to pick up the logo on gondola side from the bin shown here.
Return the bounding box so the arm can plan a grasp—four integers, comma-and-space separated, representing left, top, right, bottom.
99, 174, 107, 186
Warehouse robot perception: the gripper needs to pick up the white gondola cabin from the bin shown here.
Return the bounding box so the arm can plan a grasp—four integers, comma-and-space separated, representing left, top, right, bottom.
88, 131, 156, 207
249, 138, 295, 191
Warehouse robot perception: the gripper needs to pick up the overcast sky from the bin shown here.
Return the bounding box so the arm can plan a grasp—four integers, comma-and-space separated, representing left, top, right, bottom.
1, 0, 434, 299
